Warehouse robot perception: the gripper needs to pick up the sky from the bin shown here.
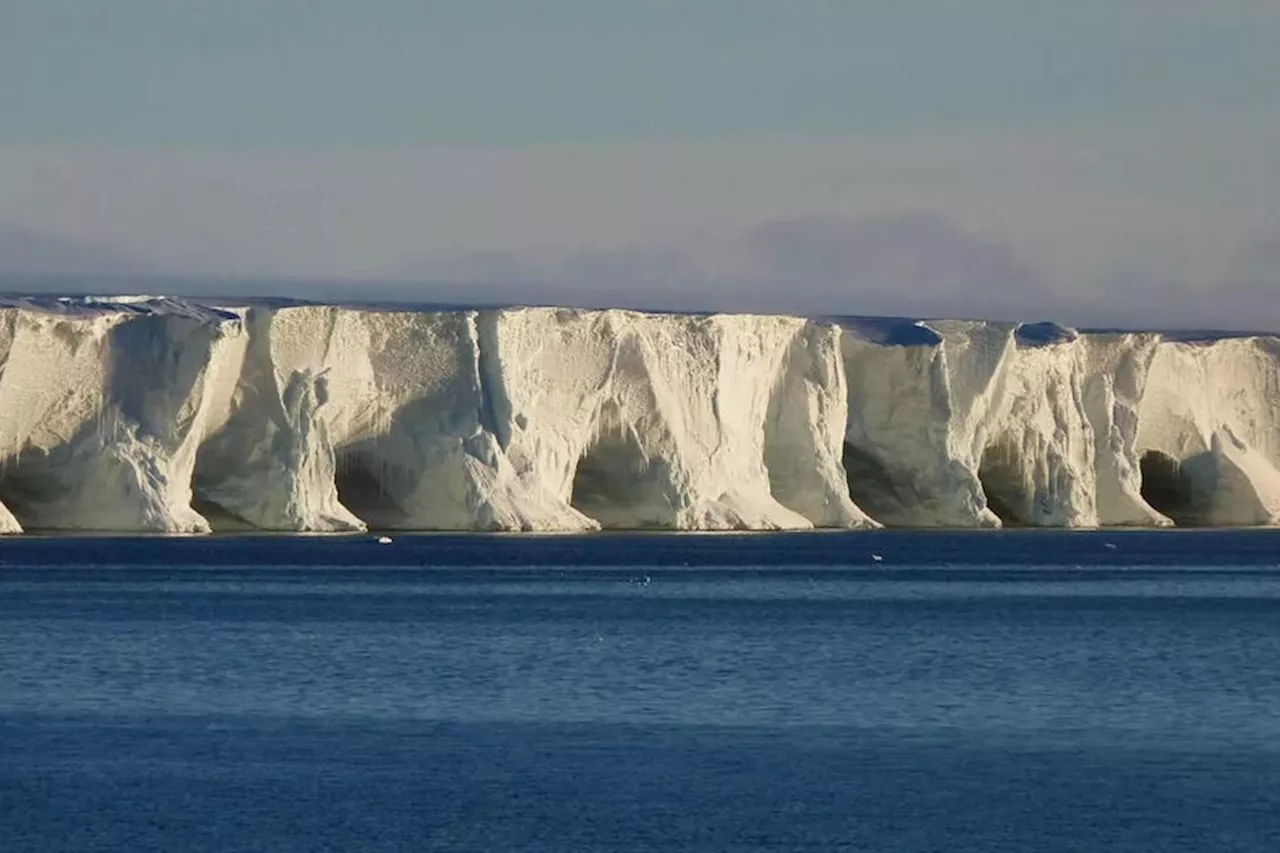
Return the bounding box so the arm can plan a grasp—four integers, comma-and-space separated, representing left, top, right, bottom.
1, 0, 1278, 328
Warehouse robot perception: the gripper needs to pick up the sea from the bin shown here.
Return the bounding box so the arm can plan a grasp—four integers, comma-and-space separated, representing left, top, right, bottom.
2, 530, 1278, 852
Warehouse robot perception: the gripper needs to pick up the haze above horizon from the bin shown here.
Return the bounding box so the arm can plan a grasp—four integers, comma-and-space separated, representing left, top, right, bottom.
2, 1, 1278, 329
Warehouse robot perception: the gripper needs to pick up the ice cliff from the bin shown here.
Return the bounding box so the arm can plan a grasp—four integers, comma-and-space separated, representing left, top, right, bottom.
0, 295, 1277, 533
0, 297, 242, 533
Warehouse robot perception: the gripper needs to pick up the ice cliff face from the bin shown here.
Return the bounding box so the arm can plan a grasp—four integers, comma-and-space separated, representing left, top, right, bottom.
838, 317, 1278, 529
0, 295, 1277, 533
492, 309, 870, 530
190, 305, 867, 532
1137, 336, 1280, 526
0, 298, 242, 533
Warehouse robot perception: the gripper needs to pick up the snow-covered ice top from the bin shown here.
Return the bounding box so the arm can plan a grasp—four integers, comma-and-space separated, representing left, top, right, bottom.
0, 294, 1277, 534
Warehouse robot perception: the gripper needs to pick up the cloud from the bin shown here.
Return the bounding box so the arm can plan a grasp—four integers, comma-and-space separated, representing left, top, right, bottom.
0, 204, 1275, 332
0, 220, 150, 277
1231, 233, 1280, 273
393, 214, 1280, 331
393, 214, 1050, 320
4, 118, 1276, 285
739, 214, 1044, 317
0, 125, 1275, 329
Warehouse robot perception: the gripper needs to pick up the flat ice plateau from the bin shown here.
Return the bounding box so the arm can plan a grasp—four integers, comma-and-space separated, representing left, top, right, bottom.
0, 295, 1277, 534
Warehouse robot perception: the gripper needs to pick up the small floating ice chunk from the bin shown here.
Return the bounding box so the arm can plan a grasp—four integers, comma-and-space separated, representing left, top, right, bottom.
376, 535, 393, 544
871, 553, 883, 562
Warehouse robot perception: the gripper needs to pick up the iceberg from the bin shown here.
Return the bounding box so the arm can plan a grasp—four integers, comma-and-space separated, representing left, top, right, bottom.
0, 294, 1277, 533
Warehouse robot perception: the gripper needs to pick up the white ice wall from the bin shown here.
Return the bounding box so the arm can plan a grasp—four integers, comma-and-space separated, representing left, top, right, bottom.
838, 320, 1241, 529
841, 319, 1011, 527
1136, 336, 1280, 525
492, 308, 872, 530
981, 325, 1098, 527
186, 304, 866, 532
0, 295, 1278, 534
1079, 334, 1171, 526
764, 320, 874, 527
194, 305, 579, 532
0, 298, 242, 532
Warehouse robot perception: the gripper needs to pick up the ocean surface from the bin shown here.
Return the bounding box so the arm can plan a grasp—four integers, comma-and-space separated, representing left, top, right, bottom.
2, 530, 1279, 852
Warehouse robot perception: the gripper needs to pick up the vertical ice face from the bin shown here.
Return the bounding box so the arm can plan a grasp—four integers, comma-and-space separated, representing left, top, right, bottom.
193, 307, 365, 532
492, 308, 873, 530
0, 295, 1278, 533
0, 501, 18, 533
980, 323, 1098, 527
1136, 336, 1280, 526
190, 304, 869, 532
1079, 334, 1172, 527
764, 320, 875, 528
0, 298, 242, 532
487, 308, 661, 527
193, 305, 566, 532
841, 319, 1011, 527
334, 307, 589, 531
840, 319, 1177, 528
0, 308, 21, 532
195, 305, 601, 532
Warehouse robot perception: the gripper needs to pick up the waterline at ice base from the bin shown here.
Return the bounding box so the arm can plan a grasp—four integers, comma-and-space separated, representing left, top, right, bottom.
0, 294, 1277, 535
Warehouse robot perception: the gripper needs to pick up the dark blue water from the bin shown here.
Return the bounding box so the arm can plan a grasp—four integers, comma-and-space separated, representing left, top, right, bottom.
2, 530, 1279, 852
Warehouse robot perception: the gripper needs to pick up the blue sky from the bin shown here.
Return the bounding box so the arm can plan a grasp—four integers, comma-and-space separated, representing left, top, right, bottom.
1, 1, 1278, 327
